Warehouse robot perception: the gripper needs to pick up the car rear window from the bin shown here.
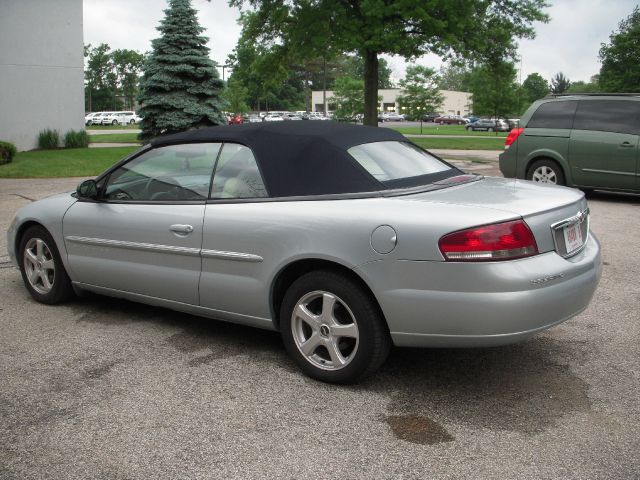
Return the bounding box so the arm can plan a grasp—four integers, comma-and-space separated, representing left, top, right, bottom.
573, 100, 640, 135
527, 100, 577, 129
348, 141, 455, 188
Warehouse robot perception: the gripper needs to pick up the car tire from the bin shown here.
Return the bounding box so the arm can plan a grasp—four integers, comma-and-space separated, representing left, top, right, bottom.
488, 127, 494, 132
18, 225, 74, 305
129, 119, 135, 124
87, 120, 93, 126
526, 158, 566, 186
280, 270, 391, 384
112, 120, 118, 125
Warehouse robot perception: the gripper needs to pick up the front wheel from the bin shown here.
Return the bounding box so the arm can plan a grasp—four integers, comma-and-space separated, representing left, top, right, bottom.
526, 159, 566, 185
280, 270, 390, 384
112, 120, 118, 125
18, 226, 74, 304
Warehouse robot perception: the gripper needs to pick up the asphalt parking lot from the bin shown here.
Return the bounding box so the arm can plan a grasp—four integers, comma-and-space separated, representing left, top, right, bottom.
1, 171, 639, 479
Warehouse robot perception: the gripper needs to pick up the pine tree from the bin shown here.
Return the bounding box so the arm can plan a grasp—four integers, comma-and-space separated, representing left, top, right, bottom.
138, 0, 226, 140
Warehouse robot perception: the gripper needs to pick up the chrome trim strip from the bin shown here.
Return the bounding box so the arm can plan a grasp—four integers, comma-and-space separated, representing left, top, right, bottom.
582, 168, 636, 177
201, 249, 263, 263
65, 236, 200, 257
65, 236, 264, 262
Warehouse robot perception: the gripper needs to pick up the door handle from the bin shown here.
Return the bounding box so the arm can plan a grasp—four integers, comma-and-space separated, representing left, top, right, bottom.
620, 142, 634, 148
170, 224, 194, 234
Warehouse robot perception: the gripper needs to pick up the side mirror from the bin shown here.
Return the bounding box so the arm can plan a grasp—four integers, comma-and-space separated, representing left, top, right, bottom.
76, 179, 98, 200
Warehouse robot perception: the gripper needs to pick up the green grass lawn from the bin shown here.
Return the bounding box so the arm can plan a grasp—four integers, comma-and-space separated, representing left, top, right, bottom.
88, 133, 141, 143
0, 147, 139, 178
86, 123, 140, 130
394, 125, 509, 137
409, 136, 506, 150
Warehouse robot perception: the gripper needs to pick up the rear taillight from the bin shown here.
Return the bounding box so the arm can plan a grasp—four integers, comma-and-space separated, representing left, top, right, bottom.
504, 128, 524, 149
439, 219, 538, 262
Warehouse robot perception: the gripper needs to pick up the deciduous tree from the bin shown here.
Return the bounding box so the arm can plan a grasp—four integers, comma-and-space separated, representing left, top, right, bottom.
599, 7, 640, 92
396, 66, 444, 121
231, 0, 548, 126
521, 73, 549, 104
332, 77, 365, 120
470, 60, 520, 119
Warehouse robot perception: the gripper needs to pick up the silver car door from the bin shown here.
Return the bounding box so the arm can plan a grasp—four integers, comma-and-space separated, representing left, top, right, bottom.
199, 143, 272, 322
64, 143, 221, 305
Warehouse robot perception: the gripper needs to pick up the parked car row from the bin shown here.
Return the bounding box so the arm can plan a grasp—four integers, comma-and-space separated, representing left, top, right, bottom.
85, 111, 142, 126
226, 111, 334, 124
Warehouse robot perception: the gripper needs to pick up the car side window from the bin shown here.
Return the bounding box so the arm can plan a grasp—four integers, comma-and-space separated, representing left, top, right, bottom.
528, 100, 577, 129
104, 143, 221, 202
210, 144, 268, 199
573, 100, 640, 135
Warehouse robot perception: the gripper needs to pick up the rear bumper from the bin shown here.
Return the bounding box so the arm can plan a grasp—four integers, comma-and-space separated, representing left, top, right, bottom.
498, 149, 516, 178
355, 233, 602, 348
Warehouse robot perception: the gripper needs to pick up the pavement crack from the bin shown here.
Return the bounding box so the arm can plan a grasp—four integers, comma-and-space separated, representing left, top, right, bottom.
10, 193, 36, 202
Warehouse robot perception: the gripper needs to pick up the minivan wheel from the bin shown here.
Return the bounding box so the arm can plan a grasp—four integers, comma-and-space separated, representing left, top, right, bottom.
280, 270, 390, 384
527, 159, 565, 186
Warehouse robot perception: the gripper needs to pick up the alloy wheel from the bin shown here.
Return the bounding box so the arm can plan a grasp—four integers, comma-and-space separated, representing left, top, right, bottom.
291, 290, 359, 371
23, 238, 55, 294
532, 166, 558, 184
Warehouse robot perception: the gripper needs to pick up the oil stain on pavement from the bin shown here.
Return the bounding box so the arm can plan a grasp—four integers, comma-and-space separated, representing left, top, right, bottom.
375, 336, 592, 437
385, 415, 454, 445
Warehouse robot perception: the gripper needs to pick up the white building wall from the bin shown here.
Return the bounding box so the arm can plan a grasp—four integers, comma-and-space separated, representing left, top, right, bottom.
0, 0, 84, 151
311, 88, 472, 115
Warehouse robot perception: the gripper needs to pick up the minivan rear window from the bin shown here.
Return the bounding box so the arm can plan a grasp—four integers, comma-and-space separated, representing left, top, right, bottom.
527, 100, 577, 129
573, 100, 640, 135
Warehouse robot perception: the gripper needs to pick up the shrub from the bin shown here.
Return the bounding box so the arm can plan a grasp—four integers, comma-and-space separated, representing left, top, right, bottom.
38, 129, 60, 149
63, 130, 89, 149
0, 141, 17, 165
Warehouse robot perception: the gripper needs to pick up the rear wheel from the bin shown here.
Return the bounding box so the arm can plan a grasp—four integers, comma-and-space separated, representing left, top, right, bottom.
527, 159, 565, 186
112, 119, 118, 125
18, 226, 74, 304
280, 270, 390, 384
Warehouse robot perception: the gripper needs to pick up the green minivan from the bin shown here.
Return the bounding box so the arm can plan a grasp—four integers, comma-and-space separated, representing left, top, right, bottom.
499, 94, 640, 192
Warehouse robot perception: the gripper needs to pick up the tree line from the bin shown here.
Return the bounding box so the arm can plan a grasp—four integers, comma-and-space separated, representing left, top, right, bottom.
88, 0, 640, 139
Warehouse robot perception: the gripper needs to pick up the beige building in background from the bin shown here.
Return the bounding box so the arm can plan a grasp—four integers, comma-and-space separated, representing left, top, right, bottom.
0, 0, 84, 151
311, 88, 472, 116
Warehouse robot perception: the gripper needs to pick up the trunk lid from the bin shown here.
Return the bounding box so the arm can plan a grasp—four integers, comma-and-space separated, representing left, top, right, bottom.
398, 176, 589, 255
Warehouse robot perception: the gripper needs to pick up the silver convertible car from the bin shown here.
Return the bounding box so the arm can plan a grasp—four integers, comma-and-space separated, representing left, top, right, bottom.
7, 122, 601, 383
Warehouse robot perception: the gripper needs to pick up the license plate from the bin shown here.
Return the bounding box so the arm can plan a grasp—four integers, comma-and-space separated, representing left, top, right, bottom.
563, 222, 583, 254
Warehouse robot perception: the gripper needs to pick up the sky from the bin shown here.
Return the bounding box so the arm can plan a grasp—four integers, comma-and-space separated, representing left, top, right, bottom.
83, 0, 638, 85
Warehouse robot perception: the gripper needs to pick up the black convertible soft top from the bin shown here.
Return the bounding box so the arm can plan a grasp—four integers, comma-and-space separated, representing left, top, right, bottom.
151, 122, 449, 197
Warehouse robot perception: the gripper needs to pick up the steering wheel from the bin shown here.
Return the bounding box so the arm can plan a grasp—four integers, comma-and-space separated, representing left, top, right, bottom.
143, 176, 181, 200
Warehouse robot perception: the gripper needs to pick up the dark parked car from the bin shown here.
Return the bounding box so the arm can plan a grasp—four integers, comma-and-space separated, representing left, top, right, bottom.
466, 119, 510, 132
434, 115, 469, 125
421, 112, 440, 122
499, 93, 640, 193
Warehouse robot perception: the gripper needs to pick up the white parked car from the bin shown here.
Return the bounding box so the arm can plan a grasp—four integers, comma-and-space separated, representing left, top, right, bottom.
91, 112, 115, 126
99, 111, 140, 126
263, 113, 284, 122
85, 112, 103, 126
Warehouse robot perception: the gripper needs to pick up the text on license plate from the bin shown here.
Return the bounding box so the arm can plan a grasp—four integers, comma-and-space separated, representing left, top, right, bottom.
563, 222, 583, 254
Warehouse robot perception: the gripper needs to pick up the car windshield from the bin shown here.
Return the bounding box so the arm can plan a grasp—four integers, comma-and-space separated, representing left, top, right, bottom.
348, 141, 455, 188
